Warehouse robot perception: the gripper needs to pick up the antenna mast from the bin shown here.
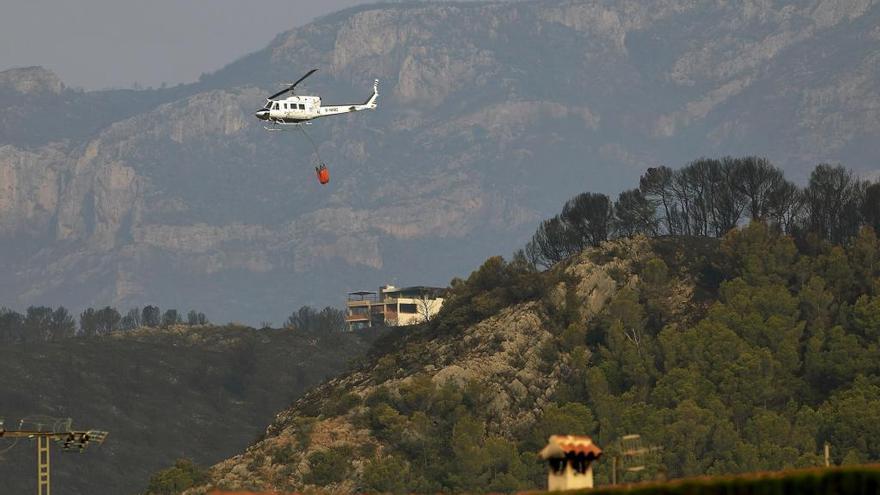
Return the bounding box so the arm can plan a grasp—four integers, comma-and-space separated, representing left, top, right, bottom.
0, 416, 109, 495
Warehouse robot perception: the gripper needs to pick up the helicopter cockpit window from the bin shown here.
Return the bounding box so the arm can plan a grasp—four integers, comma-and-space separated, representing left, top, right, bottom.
299, 104, 306, 110
272, 102, 279, 110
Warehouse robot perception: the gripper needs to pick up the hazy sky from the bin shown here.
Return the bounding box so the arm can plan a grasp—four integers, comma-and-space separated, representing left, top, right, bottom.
0, 0, 377, 90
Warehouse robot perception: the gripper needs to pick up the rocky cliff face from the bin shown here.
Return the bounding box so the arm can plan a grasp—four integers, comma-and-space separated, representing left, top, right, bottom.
0, 143, 67, 236
0, 1, 878, 322
0, 66, 64, 95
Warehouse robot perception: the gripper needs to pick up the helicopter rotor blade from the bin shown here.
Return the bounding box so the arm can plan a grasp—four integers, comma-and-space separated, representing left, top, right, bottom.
290, 68, 319, 90
266, 68, 318, 100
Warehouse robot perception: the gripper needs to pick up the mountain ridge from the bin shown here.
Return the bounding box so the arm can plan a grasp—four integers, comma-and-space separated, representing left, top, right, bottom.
1, 0, 879, 323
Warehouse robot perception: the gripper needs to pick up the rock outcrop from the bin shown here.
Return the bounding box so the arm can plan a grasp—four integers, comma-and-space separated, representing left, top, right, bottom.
0, 66, 64, 95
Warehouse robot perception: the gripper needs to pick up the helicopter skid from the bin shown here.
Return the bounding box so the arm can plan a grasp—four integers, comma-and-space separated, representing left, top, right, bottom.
264, 121, 311, 131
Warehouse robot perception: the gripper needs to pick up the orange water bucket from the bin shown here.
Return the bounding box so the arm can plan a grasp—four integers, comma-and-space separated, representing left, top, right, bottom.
316, 164, 330, 185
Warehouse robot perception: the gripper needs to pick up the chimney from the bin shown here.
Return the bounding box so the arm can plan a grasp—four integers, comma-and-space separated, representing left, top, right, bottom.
539, 435, 603, 491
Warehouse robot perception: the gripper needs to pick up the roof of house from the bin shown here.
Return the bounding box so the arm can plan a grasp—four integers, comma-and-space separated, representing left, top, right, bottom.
539, 435, 603, 459
382, 285, 446, 294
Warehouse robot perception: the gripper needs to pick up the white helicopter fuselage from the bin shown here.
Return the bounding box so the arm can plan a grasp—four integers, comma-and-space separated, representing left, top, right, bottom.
256, 79, 378, 125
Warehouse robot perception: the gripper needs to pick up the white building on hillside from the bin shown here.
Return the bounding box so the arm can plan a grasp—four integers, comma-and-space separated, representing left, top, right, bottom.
345, 285, 445, 331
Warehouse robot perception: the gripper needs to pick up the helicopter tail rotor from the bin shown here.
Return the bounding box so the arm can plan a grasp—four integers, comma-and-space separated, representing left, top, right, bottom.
365, 79, 379, 109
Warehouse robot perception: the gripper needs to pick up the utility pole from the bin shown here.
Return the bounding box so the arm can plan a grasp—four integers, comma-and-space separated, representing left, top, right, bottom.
612, 455, 617, 485
0, 417, 108, 495
611, 434, 662, 486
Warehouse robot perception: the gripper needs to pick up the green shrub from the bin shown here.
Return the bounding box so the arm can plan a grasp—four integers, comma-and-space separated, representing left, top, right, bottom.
374, 354, 399, 382
144, 458, 209, 495
271, 444, 297, 465
324, 390, 362, 416
432, 256, 545, 335
290, 416, 316, 448
302, 446, 353, 486
362, 455, 411, 494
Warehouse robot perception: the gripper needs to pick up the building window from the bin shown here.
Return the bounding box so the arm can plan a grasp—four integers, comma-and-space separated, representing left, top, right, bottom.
399, 303, 418, 314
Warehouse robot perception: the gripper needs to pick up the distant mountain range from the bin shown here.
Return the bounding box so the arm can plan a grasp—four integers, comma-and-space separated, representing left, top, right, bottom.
1, 0, 878, 323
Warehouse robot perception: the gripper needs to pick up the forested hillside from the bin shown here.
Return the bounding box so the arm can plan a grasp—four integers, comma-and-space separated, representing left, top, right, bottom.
0, 322, 376, 495
180, 185, 880, 493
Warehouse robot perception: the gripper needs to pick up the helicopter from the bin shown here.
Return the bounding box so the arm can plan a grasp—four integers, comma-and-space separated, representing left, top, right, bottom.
255, 69, 378, 127
255, 69, 377, 185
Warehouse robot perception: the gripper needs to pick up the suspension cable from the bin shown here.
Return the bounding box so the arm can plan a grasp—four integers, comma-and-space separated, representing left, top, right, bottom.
298, 125, 325, 167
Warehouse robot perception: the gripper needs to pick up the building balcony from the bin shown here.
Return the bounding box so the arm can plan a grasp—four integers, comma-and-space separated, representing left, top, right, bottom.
347, 291, 379, 303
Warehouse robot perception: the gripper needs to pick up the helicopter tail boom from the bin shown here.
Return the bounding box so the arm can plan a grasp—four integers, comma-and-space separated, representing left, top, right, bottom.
317, 79, 379, 117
